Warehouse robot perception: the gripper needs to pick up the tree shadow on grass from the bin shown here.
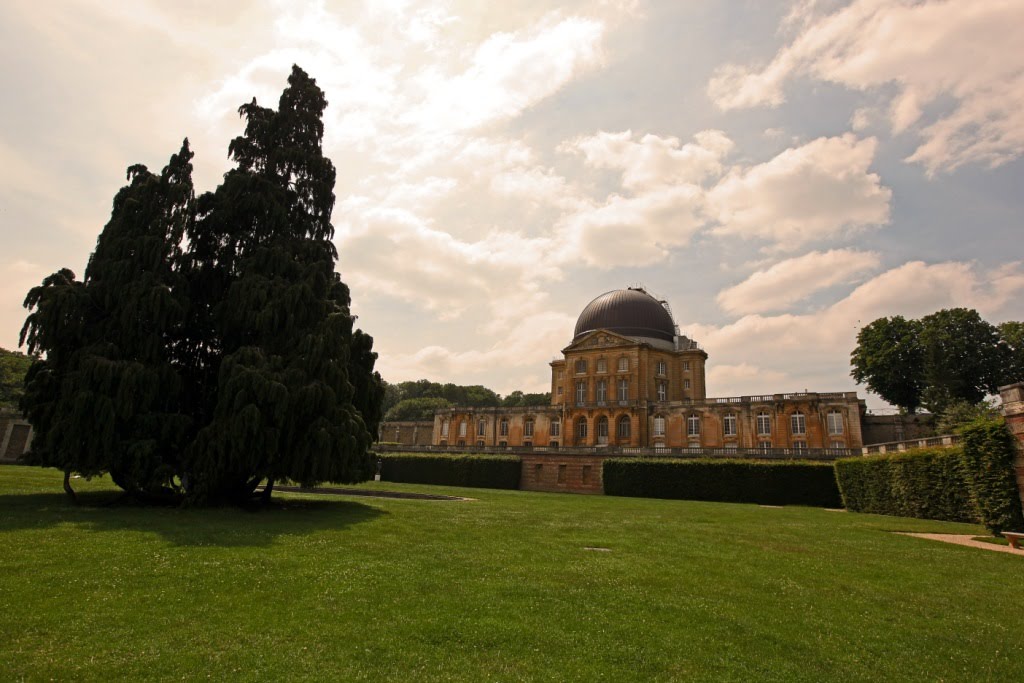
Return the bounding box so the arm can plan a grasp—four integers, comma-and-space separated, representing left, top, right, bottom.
0, 489, 386, 548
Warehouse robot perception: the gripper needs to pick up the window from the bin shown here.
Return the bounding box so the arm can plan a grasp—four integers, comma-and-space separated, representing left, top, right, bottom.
657, 381, 667, 401
656, 360, 667, 376
477, 440, 485, 447
557, 386, 563, 395
458, 422, 467, 437
827, 410, 844, 435
477, 419, 486, 437
723, 414, 737, 437
618, 357, 629, 372
759, 440, 772, 451
790, 412, 806, 436
683, 361, 690, 371
756, 412, 771, 436
831, 440, 845, 449
597, 358, 607, 373
576, 381, 587, 404
683, 379, 691, 390
550, 418, 561, 437
793, 440, 807, 450
557, 370, 564, 380
524, 418, 534, 438
597, 416, 609, 442
596, 379, 607, 403
576, 417, 588, 439
653, 416, 666, 437
687, 414, 701, 437
575, 359, 587, 374
441, 420, 449, 437
618, 415, 632, 439
618, 378, 629, 402
499, 418, 509, 437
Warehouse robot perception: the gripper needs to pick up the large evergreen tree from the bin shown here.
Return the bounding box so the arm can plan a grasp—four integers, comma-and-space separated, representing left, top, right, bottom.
20, 66, 383, 505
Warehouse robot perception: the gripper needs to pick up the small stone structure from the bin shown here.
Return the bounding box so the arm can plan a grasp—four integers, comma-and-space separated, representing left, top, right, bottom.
0, 410, 33, 462
999, 382, 1024, 510
378, 421, 434, 447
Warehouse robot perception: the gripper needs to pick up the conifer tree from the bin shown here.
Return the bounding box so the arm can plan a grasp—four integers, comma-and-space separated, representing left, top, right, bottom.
183, 66, 383, 503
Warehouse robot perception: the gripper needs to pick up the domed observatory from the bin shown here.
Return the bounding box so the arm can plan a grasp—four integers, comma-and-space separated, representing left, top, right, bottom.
550, 287, 708, 447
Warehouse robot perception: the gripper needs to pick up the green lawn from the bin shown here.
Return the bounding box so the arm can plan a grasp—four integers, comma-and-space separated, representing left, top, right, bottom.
2, 466, 1023, 682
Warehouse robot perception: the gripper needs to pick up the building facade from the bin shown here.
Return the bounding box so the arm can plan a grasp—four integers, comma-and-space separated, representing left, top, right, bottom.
433, 288, 864, 452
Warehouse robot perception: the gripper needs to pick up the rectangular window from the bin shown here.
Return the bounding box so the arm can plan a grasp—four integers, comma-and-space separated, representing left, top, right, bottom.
683, 361, 690, 371
441, 421, 449, 437
831, 440, 845, 449
575, 359, 587, 374
477, 420, 486, 436
756, 413, 771, 436
597, 358, 607, 373
458, 422, 467, 437
618, 357, 629, 372
576, 382, 586, 404
557, 386, 563, 395
687, 415, 700, 437
656, 360, 667, 376
684, 379, 691, 390
723, 414, 737, 437
759, 441, 772, 451
791, 413, 806, 435
596, 380, 607, 402
657, 381, 667, 401
499, 419, 509, 436
524, 420, 534, 438
828, 411, 844, 435
557, 370, 564, 380
653, 416, 666, 437
618, 379, 629, 402
793, 440, 807, 450
550, 420, 560, 437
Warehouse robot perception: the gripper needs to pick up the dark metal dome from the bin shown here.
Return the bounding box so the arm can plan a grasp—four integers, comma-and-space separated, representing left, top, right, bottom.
573, 288, 676, 342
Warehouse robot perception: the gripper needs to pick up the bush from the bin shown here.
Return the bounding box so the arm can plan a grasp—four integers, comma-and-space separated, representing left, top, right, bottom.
378, 453, 520, 490
834, 448, 976, 523
603, 458, 842, 507
959, 417, 1024, 535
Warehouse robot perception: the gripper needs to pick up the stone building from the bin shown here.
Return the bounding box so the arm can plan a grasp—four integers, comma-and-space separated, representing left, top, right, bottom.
433, 287, 864, 452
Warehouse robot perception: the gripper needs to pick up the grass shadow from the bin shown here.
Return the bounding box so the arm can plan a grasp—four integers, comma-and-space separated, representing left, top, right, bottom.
0, 490, 386, 548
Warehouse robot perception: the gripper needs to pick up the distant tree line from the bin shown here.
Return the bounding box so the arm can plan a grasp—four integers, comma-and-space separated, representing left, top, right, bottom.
851, 308, 1024, 414
382, 380, 550, 421
0, 348, 33, 410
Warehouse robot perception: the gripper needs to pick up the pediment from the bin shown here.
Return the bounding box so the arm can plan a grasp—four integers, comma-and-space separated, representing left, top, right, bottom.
562, 329, 639, 353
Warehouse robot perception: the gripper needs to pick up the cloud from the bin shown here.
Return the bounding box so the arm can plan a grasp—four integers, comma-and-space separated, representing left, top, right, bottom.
707, 134, 890, 250
707, 0, 1024, 174
716, 249, 881, 315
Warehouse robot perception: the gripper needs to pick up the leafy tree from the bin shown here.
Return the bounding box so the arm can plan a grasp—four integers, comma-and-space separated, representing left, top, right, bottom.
502, 390, 550, 407
385, 397, 452, 422
850, 316, 924, 413
918, 308, 1005, 412
1000, 321, 1024, 385
0, 348, 33, 409
934, 399, 1000, 435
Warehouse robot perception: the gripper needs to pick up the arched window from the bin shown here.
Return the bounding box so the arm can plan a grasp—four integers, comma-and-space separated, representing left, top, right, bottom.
576, 416, 588, 440
499, 418, 509, 436
653, 415, 666, 437
596, 415, 609, 444
596, 379, 607, 402
550, 418, 561, 437
756, 411, 771, 436
687, 414, 701, 437
827, 410, 844, 435
723, 413, 737, 437
790, 412, 806, 436
477, 419, 486, 436
441, 420, 449, 437
524, 418, 534, 438
617, 415, 631, 439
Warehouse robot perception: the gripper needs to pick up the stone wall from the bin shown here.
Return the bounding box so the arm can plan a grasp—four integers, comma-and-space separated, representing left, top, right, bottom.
519, 453, 604, 494
861, 413, 936, 446
999, 382, 1024, 509
378, 421, 434, 447
0, 410, 32, 462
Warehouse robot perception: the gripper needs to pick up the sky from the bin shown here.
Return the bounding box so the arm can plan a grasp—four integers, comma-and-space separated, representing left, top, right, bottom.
1, 0, 1023, 411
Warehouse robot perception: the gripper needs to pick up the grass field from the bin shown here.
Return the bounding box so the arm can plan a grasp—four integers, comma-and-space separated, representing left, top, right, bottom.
2, 465, 1023, 682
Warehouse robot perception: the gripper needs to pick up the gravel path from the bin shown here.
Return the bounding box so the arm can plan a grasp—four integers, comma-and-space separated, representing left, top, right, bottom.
896, 532, 1024, 555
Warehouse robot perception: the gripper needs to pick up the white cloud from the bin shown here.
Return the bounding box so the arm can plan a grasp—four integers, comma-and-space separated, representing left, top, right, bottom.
707, 0, 1024, 174
716, 249, 881, 315
707, 134, 890, 250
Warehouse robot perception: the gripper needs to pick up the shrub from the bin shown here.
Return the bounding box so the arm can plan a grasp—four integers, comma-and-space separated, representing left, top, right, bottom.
378, 453, 520, 490
834, 448, 976, 523
958, 417, 1024, 535
603, 458, 842, 507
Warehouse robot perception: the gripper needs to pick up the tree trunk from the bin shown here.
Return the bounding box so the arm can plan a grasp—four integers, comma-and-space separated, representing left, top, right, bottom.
63, 469, 77, 504
261, 478, 275, 504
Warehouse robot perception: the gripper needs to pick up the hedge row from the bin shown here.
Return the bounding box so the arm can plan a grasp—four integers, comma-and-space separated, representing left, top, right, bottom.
377, 453, 521, 489
834, 447, 977, 523
959, 417, 1024, 534
603, 458, 842, 507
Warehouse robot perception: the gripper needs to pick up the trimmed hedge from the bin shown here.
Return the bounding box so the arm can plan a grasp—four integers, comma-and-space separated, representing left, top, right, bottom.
834, 447, 976, 523
378, 453, 520, 490
603, 458, 842, 507
959, 418, 1024, 535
